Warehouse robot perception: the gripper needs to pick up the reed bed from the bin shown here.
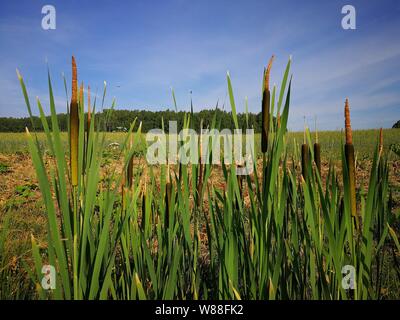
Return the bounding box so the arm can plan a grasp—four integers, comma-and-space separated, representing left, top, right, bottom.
9, 55, 400, 300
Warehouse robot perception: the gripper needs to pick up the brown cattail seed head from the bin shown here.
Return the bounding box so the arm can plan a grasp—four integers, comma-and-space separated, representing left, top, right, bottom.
344, 98, 353, 144
314, 143, 321, 176
301, 144, 309, 181
344, 105, 358, 224
379, 127, 383, 154
261, 55, 274, 153
264, 55, 275, 91
127, 134, 134, 188
71, 56, 77, 103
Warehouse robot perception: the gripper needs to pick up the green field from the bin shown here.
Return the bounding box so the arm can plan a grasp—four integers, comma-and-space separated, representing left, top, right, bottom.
0, 129, 399, 160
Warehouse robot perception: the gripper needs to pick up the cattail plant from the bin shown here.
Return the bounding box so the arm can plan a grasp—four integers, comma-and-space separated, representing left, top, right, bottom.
261, 56, 274, 196
70, 56, 79, 187
121, 133, 135, 212
127, 134, 134, 189
301, 119, 309, 181
165, 164, 172, 227
344, 98, 358, 224
314, 119, 321, 176
261, 55, 274, 154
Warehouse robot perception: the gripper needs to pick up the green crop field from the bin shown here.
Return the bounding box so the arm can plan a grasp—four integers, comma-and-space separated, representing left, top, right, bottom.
1, 129, 399, 160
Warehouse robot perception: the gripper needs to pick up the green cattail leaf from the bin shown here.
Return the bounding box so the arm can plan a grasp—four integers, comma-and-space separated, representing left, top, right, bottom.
227, 72, 239, 130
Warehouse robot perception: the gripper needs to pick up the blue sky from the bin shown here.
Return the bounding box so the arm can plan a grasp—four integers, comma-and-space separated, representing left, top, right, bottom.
0, 0, 399, 130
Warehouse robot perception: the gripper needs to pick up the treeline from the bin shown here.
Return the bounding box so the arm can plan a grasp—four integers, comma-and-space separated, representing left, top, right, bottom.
0, 114, 69, 132
0, 109, 267, 132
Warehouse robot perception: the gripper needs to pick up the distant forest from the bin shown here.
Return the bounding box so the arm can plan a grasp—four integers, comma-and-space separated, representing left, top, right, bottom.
0, 109, 267, 132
